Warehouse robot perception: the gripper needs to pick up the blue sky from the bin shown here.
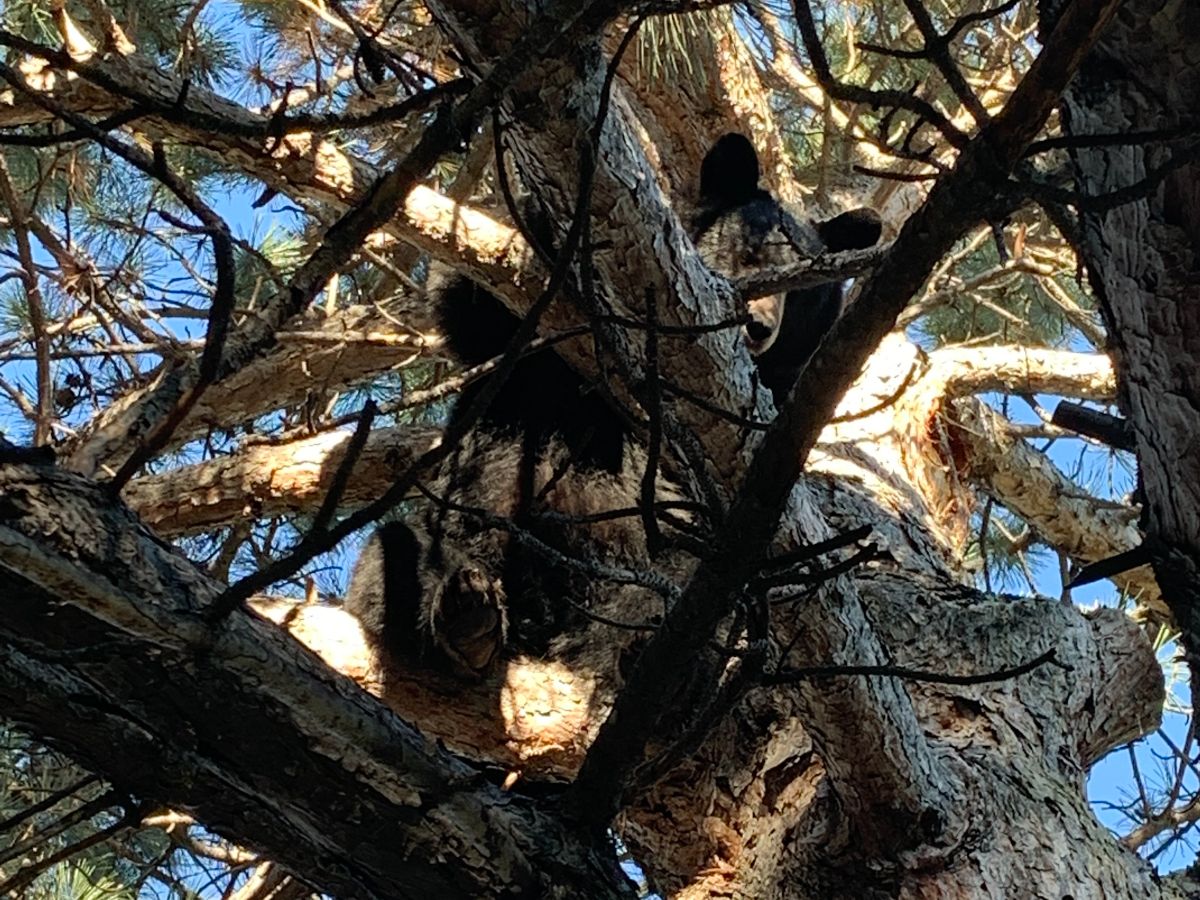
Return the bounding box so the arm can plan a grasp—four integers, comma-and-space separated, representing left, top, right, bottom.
0, 0, 1192, 887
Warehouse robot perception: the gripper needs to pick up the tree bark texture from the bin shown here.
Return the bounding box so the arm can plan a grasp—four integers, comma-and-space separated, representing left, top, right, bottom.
0, 452, 1174, 898
1056, 0, 1200, 682
1, 0, 1195, 897
0, 464, 635, 900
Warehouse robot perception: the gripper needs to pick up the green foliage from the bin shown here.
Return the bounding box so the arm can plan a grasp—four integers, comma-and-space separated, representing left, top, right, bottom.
2, 1, 240, 84
0, 728, 137, 899
27, 860, 138, 900
0, 0, 1183, 887
634, 8, 728, 86
912, 216, 1094, 351
963, 502, 1053, 594
0, 0, 58, 43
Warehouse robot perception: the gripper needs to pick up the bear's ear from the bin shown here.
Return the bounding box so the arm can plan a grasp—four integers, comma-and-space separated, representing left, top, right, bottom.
815, 208, 883, 252
700, 133, 761, 209
432, 271, 520, 367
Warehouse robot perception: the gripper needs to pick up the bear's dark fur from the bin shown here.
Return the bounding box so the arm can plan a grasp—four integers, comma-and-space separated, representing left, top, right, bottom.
345, 133, 880, 676
692, 133, 882, 406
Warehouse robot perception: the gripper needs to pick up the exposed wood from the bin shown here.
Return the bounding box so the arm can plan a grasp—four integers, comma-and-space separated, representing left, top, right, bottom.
1, 1, 1194, 897
952, 398, 1160, 618
125, 425, 441, 536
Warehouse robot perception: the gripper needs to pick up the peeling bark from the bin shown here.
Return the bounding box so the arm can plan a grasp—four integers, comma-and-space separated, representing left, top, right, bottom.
0, 2, 1193, 897
953, 398, 1161, 617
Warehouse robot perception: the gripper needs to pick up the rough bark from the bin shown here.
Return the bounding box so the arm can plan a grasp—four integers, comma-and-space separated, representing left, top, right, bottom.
954, 398, 1161, 617
12, 326, 1175, 898
0, 1, 1192, 898
610, 10, 802, 204
0, 451, 1174, 898
1056, 0, 1200, 681
567, 0, 1126, 838
0, 463, 634, 900
0, 13, 810, 478
621, 575, 1165, 899
124, 425, 441, 536
107, 303, 442, 463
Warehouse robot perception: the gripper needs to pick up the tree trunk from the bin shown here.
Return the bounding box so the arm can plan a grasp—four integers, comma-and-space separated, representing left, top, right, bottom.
1055, 0, 1200, 686
2, 0, 1197, 897
0, 340, 1177, 897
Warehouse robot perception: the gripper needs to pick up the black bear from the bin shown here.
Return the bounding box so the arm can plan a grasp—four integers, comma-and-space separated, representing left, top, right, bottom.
343, 427, 676, 677
345, 200, 663, 675
692, 132, 882, 406
344, 133, 881, 677
429, 259, 629, 475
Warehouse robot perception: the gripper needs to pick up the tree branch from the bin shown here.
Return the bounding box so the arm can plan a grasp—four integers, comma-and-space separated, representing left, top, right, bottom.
0, 463, 634, 899
567, 0, 1126, 837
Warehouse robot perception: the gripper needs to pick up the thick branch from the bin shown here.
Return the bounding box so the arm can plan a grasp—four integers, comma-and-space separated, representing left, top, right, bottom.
125, 425, 439, 536
925, 345, 1116, 401
0, 463, 632, 899
951, 399, 1162, 619
1055, 0, 1200, 682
